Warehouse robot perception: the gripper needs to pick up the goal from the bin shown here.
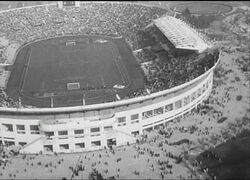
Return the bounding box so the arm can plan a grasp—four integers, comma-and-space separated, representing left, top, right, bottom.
67, 82, 80, 90
66, 40, 76, 46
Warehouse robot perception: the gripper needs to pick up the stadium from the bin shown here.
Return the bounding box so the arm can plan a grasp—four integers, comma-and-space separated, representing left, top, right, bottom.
0, 1, 220, 154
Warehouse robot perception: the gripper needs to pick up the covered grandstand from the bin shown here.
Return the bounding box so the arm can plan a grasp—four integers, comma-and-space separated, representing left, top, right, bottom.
154, 15, 209, 53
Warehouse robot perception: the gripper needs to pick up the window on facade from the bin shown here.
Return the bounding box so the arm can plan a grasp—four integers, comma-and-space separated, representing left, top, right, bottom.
59, 144, 69, 150
16, 125, 25, 134
17, 131, 25, 134
117, 117, 126, 123
91, 140, 101, 147
4, 141, 15, 146
90, 127, 100, 133
197, 88, 202, 96
175, 100, 182, 109
131, 119, 139, 124
75, 142, 85, 149
44, 145, 53, 152
31, 131, 40, 134
19, 142, 27, 146
16, 125, 25, 131
202, 84, 206, 92
104, 126, 113, 131
165, 104, 173, 112
154, 107, 164, 115
2, 124, 13, 132
131, 131, 139, 136
206, 81, 209, 89
44, 131, 54, 137
142, 110, 153, 119
131, 114, 139, 124
117, 117, 126, 126
131, 114, 139, 120
30, 125, 39, 131
184, 96, 190, 106
191, 92, 196, 102
58, 131, 68, 136
107, 138, 116, 147
30, 125, 40, 134
74, 129, 84, 134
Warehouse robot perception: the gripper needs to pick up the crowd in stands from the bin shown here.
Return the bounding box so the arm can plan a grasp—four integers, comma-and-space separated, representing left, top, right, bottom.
142, 48, 219, 93
128, 25, 219, 98
136, 48, 158, 63
0, 2, 166, 50
0, 88, 19, 107
127, 48, 219, 99
0, 2, 218, 107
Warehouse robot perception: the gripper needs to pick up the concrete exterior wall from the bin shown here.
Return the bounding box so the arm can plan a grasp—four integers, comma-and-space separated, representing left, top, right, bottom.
0, 68, 215, 154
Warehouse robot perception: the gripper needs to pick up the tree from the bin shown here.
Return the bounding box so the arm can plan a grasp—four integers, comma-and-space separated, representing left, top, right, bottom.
182, 8, 191, 20
88, 169, 104, 180
16, 2, 23, 8
198, 14, 207, 28
36, 2, 42, 5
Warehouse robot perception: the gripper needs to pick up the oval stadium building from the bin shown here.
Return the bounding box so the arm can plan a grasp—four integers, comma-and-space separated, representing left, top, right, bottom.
0, 1, 220, 154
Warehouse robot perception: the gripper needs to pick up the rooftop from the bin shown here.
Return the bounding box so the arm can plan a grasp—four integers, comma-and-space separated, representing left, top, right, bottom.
154, 15, 208, 53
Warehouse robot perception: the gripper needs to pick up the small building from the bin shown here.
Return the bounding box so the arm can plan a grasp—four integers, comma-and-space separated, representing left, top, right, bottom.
58, 1, 80, 9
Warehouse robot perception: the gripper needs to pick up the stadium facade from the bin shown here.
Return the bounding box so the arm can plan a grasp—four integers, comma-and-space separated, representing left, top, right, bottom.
0, 2, 220, 154
0, 57, 219, 154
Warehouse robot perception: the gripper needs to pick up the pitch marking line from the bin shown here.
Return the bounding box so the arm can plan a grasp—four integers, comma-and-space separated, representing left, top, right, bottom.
19, 46, 32, 95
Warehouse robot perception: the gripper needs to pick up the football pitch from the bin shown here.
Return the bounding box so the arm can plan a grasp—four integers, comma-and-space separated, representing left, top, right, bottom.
6, 35, 145, 107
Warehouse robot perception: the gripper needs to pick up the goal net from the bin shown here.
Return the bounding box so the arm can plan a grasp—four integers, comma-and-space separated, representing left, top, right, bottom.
66, 40, 76, 46
67, 82, 80, 90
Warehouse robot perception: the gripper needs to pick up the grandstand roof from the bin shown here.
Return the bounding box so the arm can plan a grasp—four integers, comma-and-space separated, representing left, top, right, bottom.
154, 16, 208, 53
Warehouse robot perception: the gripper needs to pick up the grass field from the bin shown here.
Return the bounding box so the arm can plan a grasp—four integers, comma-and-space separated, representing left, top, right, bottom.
6, 35, 145, 107
170, 1, 233, 15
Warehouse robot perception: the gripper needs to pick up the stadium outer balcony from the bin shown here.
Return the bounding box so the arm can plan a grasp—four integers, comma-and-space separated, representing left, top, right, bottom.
0, 51, 221, 154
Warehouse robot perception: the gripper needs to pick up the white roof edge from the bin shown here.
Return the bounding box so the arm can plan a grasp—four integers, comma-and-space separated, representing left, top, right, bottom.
154, 15, 208, 53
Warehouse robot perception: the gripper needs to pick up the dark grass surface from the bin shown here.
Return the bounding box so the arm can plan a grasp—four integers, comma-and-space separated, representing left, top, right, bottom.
6, 35, 145, 107
197, 130, 250, 180
170, 2, 233, 15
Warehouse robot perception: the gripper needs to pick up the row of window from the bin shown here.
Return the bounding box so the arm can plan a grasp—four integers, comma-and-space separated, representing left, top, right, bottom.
0, 140, 27, 147
143, 81, 209, 119
43, 140, 104, 152
1, 124, 39, 134
58, 142, 86, 150
117, 113, 140, 126
44, 142, 86, 152
117, 80, 210, 123
44, 126, 113, 138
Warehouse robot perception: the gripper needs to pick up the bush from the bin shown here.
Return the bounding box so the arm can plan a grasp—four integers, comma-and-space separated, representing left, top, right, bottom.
88, 169, 105, 180
236, 95, 242, 101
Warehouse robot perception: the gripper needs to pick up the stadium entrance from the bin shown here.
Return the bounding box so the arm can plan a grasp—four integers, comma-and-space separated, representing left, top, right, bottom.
107, 138, 117, 148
